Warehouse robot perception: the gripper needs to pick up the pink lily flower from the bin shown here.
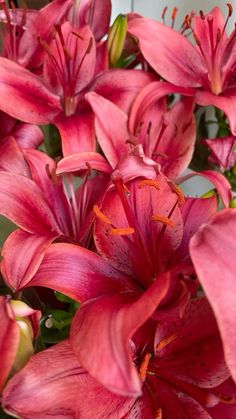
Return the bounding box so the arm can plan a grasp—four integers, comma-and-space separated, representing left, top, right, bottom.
128, 6, 236, 134
0, 0, 73, 69
0, 296, 40, 394
0, 18, 154, 155
190, 208, 236, 387
2, 298, 236, 418
0, 148, 109, 292
84, 90, 196, 180
204, 135, 236, 171
22, 172, 221, 395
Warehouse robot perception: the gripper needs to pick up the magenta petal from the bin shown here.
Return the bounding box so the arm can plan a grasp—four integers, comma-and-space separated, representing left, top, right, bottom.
175, 195, 217, 260
0, 58, 61, 124
129, 81, 195, 134
195, 90, 236, 136
24, 149, 73, 237
0, 136, 30, 177
156, 298, 229, 388
128, 18, 205, 87
1, 230, 58, 292
178, 170, 232, 207
55, 110, 95, 156
0, 297, 19, 393
12, 123, 44, 149
190, 209, 236, 384
29, 243, 136, 301
71, 0, 112, 40
0, 172, 62, 235
70, 274, 170, 396
205, 136, 236, 171
56, 152, 112, 175
92, 69, 156, 113
2, 340, 133, 419
86, 92, 130, 168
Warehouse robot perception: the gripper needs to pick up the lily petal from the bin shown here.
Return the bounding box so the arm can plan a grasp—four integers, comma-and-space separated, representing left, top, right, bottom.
86, 92, 130, 168
57, 152, 112, 175
0, 58, 62, 124
0, 172, 62, 235
1, 230, 58, 292
190, 209, 236, 384
2, 340, 133, 419
29, 243, 136, 301
177, 170, 232, 208
70, 273, 170, 396
128, 18, 205, 87
195, 90, 236, 136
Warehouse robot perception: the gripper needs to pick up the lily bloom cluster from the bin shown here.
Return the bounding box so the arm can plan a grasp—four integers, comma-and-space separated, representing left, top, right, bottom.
0, 0, 236, 418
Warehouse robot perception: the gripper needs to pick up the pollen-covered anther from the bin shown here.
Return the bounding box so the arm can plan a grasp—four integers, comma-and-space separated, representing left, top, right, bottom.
218, 394, 235, 404
156, 408, 163, 419
139, 352, 152, 382
168, 183, 185, 206
93, 205, 113, 225
110, 227, 134, 236
156, 333, 178, 352
151, 215, 175, 228
138, 179, 160, 190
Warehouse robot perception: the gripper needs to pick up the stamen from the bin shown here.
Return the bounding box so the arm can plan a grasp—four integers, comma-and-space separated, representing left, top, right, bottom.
171, 7, 178, 28
161, 6, 168, 24
110, 227, 134, 235
156, 408, 163, 419
139, 353, 152, 382
45, 164, 59, 186
222, 3, 233, 35
199, 10, 205, 19
151, 215, 175, 228
218, 394, 235, 404
227, 3, 233, 18
156, 333, 178, 352
168, 183, 185, 206
93, 205, 113, 225
54, 25, 72, 59
138, 179, 160, 190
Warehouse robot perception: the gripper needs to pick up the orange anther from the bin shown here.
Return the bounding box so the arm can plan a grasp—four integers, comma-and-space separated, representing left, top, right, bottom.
151, 215, 175, 228
171, 6, 178, 21
218, 394, 235, 404
139, 353, 152, 382
156, 408, 163, 419
156, 333, 178, 352
169, 183, 185, 206
110, 227, 134, 236
93, 205, 112, 225
138, 179, 160, 190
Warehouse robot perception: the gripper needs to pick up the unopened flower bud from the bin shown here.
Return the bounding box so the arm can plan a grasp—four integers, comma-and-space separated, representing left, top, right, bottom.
107, 14, 127, 67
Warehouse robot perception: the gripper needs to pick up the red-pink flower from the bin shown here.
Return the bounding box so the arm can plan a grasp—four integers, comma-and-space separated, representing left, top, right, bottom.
128, 6, 236, 134
21, 173, 221, 396
0, 148, 108, 292
2, 298, 236, 418
0, 18, 154, 155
